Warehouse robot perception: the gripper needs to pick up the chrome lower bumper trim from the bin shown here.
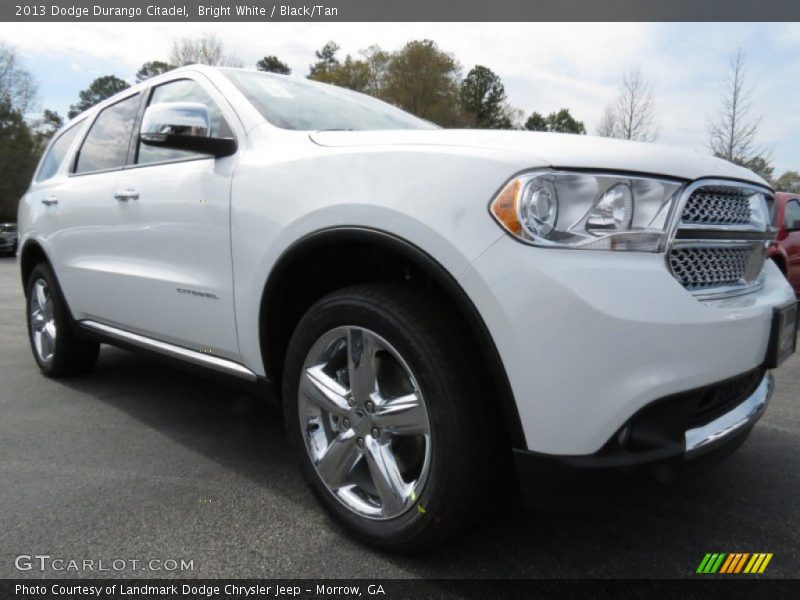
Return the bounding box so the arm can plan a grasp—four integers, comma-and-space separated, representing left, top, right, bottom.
685, 372, 773, 456
80, 320, 258, 382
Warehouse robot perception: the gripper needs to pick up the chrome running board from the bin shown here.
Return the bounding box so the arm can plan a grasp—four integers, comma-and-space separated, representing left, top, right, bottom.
80, 320, 258, 382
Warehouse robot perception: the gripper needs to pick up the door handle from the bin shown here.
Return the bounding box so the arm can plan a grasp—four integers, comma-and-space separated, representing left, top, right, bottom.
114, 188, 139, 201
41, 195, 58, 206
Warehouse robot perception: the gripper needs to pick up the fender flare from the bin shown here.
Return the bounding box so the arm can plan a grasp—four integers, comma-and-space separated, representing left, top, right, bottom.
259, 226, 527, 449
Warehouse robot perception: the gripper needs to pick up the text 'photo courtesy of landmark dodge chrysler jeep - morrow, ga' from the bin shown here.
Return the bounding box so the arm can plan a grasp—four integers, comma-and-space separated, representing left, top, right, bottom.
17, 66, 799, 550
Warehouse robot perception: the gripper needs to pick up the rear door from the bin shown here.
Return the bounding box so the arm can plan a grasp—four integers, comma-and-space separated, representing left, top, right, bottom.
46, 92, 143, 320
17, 118, 86, 255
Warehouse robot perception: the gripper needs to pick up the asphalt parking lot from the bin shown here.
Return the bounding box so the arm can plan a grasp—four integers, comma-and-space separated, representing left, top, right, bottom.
0, 255, 798, 580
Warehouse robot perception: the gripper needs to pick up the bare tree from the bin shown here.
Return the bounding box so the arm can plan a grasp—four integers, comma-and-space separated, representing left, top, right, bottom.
708, 48, 765, 165
0, 42, 37, 113
169, 34, 243, 68
596, 105, 618, 138
596, 66, 659, 142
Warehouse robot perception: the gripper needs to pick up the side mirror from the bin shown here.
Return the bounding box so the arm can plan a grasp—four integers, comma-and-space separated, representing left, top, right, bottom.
139, 102, 236, 158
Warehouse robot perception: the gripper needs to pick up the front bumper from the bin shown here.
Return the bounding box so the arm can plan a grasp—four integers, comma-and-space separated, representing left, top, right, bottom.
513, 371, 773, 505
459, 235, 795, 456
685, 371, 772, 456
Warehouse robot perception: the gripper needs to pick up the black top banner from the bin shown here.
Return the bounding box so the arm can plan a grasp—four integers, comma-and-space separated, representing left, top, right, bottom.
3, 0, 800, 22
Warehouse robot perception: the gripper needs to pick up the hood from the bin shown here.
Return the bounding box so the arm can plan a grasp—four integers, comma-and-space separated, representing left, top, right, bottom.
310, 129, 767, 186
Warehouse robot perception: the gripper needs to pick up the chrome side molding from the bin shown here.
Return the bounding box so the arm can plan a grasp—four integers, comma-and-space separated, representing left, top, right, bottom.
685, 372, 773, 456
80, 320, 258, 382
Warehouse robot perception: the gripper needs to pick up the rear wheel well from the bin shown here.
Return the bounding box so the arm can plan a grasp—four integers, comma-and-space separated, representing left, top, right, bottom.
19, 241, 49, 293
259, 228, 526, 448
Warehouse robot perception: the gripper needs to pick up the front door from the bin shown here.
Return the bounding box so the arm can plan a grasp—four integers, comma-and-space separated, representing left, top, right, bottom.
106, 76, 243, 359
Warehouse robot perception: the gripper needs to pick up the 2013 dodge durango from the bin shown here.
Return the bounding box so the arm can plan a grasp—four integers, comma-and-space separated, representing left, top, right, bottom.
17, 66, 799, 550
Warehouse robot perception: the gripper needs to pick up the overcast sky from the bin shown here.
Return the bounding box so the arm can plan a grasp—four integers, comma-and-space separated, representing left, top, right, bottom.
3, 22, 799, 175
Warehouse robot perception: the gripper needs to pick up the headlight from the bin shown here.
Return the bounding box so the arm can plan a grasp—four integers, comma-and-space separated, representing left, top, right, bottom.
490, 171, 685, 251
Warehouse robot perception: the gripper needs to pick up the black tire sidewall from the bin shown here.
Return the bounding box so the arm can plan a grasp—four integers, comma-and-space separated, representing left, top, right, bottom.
283, 285, 485, 550
25, 262, 97, 377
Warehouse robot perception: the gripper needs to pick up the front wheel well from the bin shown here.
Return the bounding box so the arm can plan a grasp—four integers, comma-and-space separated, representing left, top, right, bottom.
259, 228, 526, 448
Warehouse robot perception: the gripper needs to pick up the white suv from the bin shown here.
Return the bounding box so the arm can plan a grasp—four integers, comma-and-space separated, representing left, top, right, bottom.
18, 66, 798, 549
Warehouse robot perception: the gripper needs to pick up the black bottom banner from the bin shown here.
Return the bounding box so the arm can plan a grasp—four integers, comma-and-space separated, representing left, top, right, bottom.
2, 579, 799, 600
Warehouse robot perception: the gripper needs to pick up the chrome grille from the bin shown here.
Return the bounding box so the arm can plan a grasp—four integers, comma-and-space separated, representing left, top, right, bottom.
681, 187, 752, 226
668, 245, 764, 291
668, 181, 773, 300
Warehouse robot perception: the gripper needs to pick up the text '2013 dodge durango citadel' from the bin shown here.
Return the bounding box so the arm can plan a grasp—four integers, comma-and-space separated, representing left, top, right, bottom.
17, 66, 798, 550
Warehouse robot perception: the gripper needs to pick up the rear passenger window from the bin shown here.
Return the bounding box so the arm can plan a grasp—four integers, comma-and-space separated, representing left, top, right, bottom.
36, 122, 82, 182
74, 94, 140, 174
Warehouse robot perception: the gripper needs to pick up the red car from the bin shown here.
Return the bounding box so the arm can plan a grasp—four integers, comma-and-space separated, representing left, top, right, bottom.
769, 192, 800, 296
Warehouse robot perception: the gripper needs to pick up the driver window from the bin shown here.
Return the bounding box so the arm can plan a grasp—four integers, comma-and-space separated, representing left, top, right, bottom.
137, 79, 233, 165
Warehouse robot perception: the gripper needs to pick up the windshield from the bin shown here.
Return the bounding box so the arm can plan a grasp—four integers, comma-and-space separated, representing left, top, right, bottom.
221, 69, 437, 131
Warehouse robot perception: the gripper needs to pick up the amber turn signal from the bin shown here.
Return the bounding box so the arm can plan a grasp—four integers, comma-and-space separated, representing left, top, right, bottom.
490, 179, 522, 234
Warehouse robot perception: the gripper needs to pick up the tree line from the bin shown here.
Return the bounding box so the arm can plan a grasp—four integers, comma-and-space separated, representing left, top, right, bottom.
1, 34, 799, 222
68, 37, 588, 134
0, 43, 64, 221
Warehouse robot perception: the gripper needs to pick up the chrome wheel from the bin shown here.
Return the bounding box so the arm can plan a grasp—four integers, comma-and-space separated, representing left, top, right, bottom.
29, 278, 57, 363
298, 326, 432, 520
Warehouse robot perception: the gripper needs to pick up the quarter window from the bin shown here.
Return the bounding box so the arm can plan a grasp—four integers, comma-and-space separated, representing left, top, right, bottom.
36, 121, 82, 182
137, 79, 233, 165
74, 94, 140, 174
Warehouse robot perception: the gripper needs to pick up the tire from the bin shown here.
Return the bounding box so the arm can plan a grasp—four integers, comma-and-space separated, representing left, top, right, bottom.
25, 262, 100, 378
283, 283, 495, 551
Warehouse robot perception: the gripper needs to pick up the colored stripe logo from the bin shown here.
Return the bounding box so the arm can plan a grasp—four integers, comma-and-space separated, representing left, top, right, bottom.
696, 553, 773, 574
